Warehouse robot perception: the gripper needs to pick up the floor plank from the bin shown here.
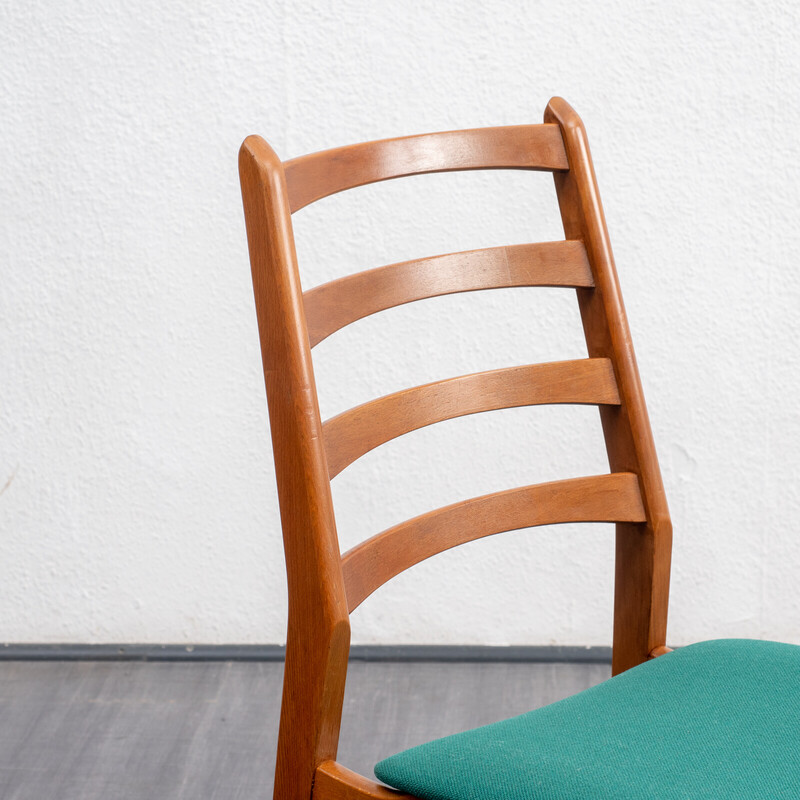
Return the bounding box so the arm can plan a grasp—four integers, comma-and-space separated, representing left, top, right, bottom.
0, 660, 609, 799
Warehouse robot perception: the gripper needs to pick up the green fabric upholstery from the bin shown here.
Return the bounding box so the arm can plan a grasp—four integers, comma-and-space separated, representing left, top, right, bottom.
375, 639, 800, 799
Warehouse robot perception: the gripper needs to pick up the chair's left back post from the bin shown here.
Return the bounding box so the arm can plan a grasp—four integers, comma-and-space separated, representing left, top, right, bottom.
544, 98, 673, 675
239, 136, 351, 800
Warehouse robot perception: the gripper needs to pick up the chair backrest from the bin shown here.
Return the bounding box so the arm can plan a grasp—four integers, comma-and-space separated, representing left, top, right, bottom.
238, 97, 672, 800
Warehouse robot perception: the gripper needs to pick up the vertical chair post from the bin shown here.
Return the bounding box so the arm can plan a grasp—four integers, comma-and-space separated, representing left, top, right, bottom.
239, 136, 351, 800
544, 98, 672, 675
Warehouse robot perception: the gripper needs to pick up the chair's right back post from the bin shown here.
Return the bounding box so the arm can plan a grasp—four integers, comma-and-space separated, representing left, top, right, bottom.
545, 98, 672, 675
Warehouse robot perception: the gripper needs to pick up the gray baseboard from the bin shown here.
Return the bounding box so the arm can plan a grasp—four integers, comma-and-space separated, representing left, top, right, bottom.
0, 643, 611, 663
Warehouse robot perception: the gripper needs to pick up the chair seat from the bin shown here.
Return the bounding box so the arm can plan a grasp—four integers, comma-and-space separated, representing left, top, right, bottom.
374, 639, 800, 799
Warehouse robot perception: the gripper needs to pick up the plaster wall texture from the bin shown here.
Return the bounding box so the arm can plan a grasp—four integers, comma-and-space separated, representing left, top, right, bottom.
2, 0, 800, 646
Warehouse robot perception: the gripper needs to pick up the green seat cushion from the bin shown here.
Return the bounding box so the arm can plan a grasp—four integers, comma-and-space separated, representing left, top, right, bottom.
375, 639, 800, 799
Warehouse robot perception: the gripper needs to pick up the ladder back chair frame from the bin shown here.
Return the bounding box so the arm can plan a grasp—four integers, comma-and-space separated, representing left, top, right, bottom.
238, 97, 672, 800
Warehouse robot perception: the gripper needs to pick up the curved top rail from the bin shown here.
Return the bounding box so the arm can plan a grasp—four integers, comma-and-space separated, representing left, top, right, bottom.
283, 124, 569, 212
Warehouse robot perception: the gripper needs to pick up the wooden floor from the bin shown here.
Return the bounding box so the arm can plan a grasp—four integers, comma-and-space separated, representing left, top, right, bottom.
0, 659, 608, 800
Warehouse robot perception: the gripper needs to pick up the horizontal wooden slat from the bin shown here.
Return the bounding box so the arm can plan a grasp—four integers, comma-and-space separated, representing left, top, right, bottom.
341, 473, 645, 612
284, 124, 569, 212
304, 241, 593, 347
323, 359, 620, 479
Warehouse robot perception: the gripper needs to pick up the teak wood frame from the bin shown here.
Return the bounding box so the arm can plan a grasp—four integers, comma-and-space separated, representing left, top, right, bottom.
239, 97, 672, 800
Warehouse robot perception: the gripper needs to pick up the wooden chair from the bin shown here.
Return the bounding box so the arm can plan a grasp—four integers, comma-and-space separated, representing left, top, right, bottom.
239, 98, 799, 800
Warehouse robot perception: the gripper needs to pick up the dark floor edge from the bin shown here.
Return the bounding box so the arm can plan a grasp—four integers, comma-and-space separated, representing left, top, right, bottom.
0, 644, 613, 663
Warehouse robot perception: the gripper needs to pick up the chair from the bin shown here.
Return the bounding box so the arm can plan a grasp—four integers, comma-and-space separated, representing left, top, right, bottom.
238, 98, 799, 800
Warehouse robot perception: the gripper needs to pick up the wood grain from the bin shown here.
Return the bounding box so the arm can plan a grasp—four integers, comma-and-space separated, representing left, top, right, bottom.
284, 124, 569, 212
544, 97, 672, 675
341, 473, 645, 612
323, 359, 620, 479
304, 241, 593, 347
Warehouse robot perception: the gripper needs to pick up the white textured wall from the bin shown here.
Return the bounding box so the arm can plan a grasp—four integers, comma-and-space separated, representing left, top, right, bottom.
3, 0, 800, 646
